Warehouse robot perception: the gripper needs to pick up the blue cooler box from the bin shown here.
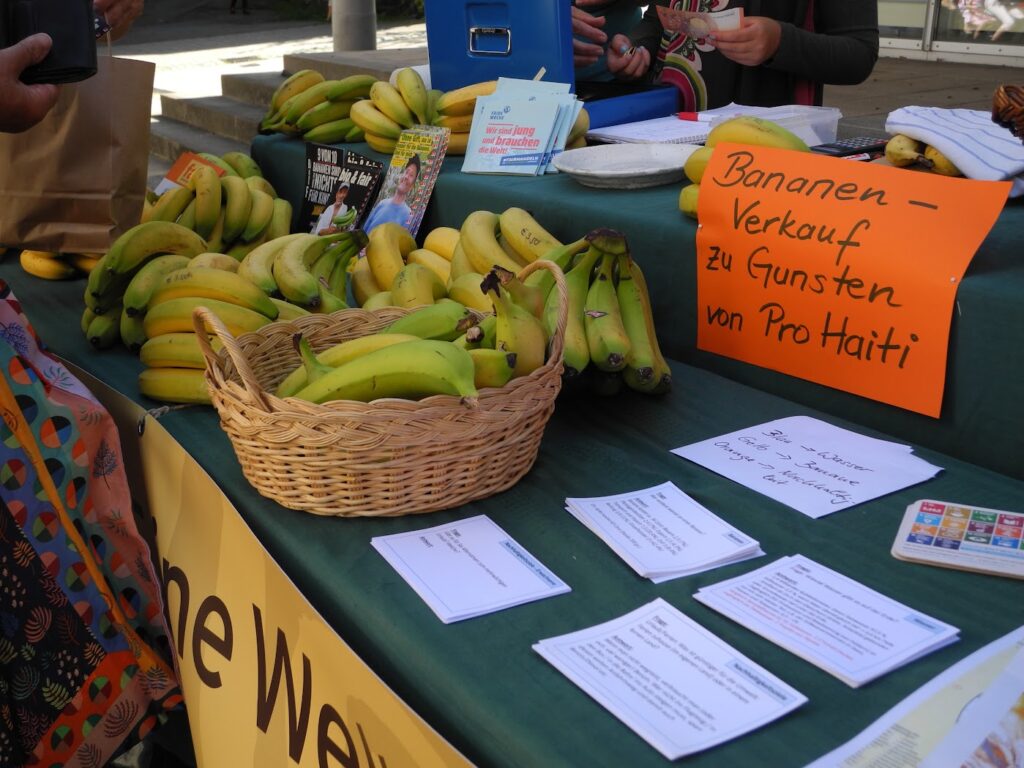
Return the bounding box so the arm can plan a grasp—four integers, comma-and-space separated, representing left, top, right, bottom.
424, 0, 679, 129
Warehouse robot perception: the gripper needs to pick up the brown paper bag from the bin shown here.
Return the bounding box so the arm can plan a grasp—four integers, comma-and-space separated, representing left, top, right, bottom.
0, 53, 155, 253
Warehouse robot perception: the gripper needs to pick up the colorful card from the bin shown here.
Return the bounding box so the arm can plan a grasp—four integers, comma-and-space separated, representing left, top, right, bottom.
892, 499, 1024, 579
363, 125, 449, 237
302, 145, 384, 235
656, 6, 744, 37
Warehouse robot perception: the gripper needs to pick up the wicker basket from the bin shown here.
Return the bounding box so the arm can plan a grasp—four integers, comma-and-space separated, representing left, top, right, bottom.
192, 259, 568, 517
993, 84, 1024, 143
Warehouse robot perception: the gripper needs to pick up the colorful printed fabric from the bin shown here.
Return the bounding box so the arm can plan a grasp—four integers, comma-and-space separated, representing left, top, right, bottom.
0, 280, 182, 767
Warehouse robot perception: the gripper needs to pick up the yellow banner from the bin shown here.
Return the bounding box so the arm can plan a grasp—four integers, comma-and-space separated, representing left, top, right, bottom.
78, 368, 470, 768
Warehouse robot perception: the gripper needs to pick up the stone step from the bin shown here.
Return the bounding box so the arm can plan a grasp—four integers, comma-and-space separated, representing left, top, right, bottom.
159, 94, 266, 145
220, 71, 285, 111
282, 48, 428, 83
149, 115, 251, 165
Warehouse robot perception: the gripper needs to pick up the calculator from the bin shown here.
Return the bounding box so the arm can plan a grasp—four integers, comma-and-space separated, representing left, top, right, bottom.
810, 136, 889, 157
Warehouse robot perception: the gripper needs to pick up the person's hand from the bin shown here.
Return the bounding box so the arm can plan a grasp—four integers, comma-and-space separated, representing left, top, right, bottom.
607, 34, 651, 80
94, 0, 144, 38
0, 35, 59, 133
709, 17, 782, 67
572, 7, 607, 68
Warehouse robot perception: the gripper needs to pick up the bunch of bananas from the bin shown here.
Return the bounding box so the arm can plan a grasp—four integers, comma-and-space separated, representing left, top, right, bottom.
259, 70, 378, 144
17, 250, 102, 280
351, 207, 561, 314
142, 152, 293, 259
678, 116, 811, 220
884, 134, 963, 177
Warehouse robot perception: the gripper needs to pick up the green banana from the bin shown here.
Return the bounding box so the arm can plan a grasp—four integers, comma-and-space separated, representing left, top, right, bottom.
87, 309, 121, 350
302, 117, 358, 145
545, 245, 600, 377
296, 99, 354, 132
292, 339, 478, 404
282, 80, 338, 125
584, 250, 631, 372
148, 267, 279, 320
269, 297, 312, 321
119, 306, 148, 354
395, 67, 429, 125
237, 233, 307, 294
220, 174, 253, 244
326, 73, 378, 102
196, 152, 239, 177
145, 185, 194, 223
468, 347, 516, 389
275, 332, 419, 398
220, 151, 263, 179
272, 233, 351, 309
122, 254, 193, 316
483, 272, 548, 378
242, 189, 276, 243
383, 299, 475, 341
81, 306, 96, 336
267, 197, 294, 241
104, 221, 208, 275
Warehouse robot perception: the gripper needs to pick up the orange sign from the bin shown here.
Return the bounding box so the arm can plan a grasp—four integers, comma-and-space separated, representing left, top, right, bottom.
695, 145, 1009, 416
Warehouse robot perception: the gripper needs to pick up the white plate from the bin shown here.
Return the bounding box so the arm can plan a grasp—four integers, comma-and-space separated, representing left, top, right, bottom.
553, 142, 700, 189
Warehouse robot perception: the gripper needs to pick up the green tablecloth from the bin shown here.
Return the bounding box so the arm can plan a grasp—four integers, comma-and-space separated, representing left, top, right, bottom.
3, 259, 1023, 768
252, 135, 1024, 481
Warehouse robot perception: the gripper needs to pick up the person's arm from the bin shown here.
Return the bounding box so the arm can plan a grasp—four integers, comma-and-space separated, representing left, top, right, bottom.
0, 35, 59, 133
94, 0, 144, 39
716, 1, 878, 86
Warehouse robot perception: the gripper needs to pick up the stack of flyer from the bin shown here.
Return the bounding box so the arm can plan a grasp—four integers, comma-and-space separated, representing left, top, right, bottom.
565, 482, 763, 583
695, 555, 960, 687
461, 77, 582, 176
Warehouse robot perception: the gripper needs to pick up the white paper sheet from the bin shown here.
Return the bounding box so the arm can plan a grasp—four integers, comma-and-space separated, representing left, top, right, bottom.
672, 416, 942, 518
566, 481, 763, 582
371, 515, 570, 623
696, 555, 959, 688
534, 598, 807, 760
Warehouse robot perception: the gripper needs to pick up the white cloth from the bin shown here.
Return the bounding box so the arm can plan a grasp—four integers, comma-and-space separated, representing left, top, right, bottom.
885, 105, 1024, 197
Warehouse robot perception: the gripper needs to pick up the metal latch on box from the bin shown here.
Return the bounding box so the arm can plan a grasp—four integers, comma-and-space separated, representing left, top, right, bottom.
468, 26, 511, 55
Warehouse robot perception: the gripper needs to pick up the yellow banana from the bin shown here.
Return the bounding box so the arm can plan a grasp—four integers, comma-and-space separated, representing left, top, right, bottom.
447, 241, 476, 285
383, 298, 474, 341
145, 185, 195, 224
190, 252, 241, 272
273, 233, 352, 309
325, 73, 378, 102
236, 233, 303, 294
138, 367, 212, 405
361, 290, 393, 310
87, 310, 122, 350
370, 80, 416, 129
366, 221, 416, 290
19, 250, 77, 280
490, 265, 545, 318
544, 245, 600, 377
679, 183, 700, 220
292, 339, 478, 404
453, 314, 497, 350
617, 256, 672, 395
274, 332, 419, 398
684, 145, 715, 184
407, 247, 451, 284
884, 134, 930, 168
67, 252, 103, 275
176, 198, 197, 231
267, 197, 293, 241
432, 113, 472, 132
104, 221, 208, 275
349, 255, 382, 306
267, 69, 325, 119
422, 226, 460, 261
446, 272, 492, 313
220, 151, 263, 179
390, 262, 444, 308
189, 164, 222, 240
149, 267, 279, 319
350, 100, 403, 140
139, 332, 210, 369
283, 79, 337, 125
468, 347, 516, 389
565, 136, 587, 151
119, 306, 148, 354
436, 80, 498, 117
205, 209, 227, 254
566, 107, 591, 145
220, 174, 253, 243
924, 144, 963, 176
705, 115, 810, 152
460, 210, 523, 275
268, 297, 310, 321
395, 67, 429, 125
446, 131, 470, 156
245, 175, 278, 198
197, 153, 239, 177
498, 207, 562, 264
143, 296, 272, 339
242, 189, 275, 243
584, 250, 631, 372
122, 254, 193, 316
483, 273, 548, 379
364, 131, 398, 155
426, 88, 443, 124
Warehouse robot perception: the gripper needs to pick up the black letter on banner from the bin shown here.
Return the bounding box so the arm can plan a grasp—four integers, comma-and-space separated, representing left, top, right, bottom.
254, 605, 313, 762
192, 595, 233, 688
161, 559, 190, 660
317, 704, 358, 768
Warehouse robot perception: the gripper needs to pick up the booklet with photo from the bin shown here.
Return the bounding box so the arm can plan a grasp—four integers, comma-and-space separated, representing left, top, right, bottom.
534, 598, 807, 760
301, 144, 384, 235
362, 125, 449, 238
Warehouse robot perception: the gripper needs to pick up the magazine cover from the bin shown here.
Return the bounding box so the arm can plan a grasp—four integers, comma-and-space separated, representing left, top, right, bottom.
301, 144, 384, 234
363, 125, 450, 238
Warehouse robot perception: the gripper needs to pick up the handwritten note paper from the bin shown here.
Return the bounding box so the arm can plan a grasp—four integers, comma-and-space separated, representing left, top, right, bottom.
696, 146, 1010, 416
671, 415, 942, 518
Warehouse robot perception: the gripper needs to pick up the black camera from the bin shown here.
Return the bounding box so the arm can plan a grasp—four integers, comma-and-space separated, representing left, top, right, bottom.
0, 0, 97, 84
